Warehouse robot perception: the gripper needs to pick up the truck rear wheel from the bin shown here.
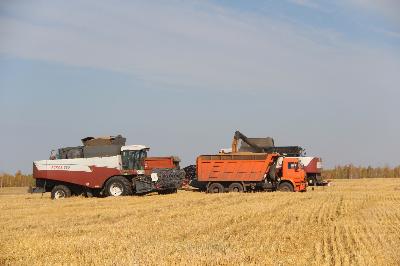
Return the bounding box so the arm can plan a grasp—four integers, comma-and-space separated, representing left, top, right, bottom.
207, 182, 225, 193
277, 182, 294, 192
105, 176, 133, 197
51, 185, 72, 199
228, 183, 243, 193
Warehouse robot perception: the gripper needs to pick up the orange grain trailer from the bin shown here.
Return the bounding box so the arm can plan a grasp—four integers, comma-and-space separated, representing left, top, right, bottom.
192, 153, 307, 193
144, 156, 181, 175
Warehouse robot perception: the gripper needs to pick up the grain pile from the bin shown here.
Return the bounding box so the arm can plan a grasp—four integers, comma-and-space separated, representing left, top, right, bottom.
0, 179, 399, 265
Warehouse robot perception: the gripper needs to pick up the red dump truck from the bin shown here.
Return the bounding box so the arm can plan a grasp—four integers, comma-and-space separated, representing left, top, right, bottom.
190, 153, 307, 193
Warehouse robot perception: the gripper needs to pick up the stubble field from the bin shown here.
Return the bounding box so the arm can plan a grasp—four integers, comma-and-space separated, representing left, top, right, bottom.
0, 178, 399, 265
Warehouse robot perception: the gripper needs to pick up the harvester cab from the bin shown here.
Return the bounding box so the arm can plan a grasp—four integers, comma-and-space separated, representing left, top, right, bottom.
120, 145, 149, 174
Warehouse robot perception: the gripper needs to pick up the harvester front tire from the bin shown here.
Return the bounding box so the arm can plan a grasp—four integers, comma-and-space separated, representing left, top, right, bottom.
228, 183, 244, 193
51, 185, 72, 200
207, 183, 225, 193
105, 176, 133, 197
277, 182, 294, 192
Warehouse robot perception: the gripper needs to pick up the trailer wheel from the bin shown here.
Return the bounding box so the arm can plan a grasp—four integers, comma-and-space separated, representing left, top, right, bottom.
277, 182, 294, 192
105, 176, 133, 197
51, 185, 72, 199
207, 183, 225, 193
228, 183, 244, 193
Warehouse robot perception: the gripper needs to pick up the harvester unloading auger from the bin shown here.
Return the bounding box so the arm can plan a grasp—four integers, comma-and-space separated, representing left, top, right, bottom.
232, 131, 304, 156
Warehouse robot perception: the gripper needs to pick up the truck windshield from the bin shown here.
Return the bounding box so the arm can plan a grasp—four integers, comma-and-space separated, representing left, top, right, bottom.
121, 150, 147, 170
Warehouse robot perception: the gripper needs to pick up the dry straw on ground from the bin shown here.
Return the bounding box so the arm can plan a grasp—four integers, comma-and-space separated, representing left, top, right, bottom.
0, 179, 399, 265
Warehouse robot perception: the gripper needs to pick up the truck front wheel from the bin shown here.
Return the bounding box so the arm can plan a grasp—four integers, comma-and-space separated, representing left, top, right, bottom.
277, 182, 294, 192
105, 176, 133, 197
207, 182, 225, 193
51, 185, 72, 199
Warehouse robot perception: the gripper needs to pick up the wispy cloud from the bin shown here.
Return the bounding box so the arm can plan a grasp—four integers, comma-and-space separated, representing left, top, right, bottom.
373, 27, 400, 39
0, 0, 398, 95
346, 0, 400, 26
287, 0, 320, 9
0, 0, 400, 169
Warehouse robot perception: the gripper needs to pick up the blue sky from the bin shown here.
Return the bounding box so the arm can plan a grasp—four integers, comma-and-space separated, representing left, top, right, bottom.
0, 0, 399, 173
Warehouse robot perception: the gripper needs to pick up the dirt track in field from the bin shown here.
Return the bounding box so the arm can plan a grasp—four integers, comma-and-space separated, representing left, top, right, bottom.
0, 179, 399, 265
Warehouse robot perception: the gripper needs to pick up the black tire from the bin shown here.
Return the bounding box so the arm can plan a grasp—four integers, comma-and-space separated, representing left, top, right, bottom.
269, 163, 277, 181
228, 183, 244, 193
167, 188, 178, 194
85, 189, 94, 198
207, 183, 225, 193
104, 176, 133, 197
51, 185, 72, 199
307, 175, 317, 186
157, 188, 177, 195
277, 182, 294, 192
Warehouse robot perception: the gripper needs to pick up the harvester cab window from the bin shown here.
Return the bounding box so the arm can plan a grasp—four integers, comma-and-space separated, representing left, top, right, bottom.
122, 150, 147, 170
136, 150, 147, 170
122, 151, 130, 170
122, 150, 137, 170
133, 151, 142, 170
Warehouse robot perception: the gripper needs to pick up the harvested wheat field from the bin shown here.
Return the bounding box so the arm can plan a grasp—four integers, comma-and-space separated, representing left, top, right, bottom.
0, 179, 399, 265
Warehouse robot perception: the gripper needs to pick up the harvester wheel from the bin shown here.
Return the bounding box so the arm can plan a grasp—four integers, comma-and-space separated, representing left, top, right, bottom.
228, 183, 244, 193
207, 183, 225, 193
105, 176, 133, 197
277, 182, 294, 192
51, 185, 72, 200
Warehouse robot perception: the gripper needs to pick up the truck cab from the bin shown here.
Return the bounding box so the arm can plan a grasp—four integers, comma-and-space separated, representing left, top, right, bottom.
277, 157, 307, 192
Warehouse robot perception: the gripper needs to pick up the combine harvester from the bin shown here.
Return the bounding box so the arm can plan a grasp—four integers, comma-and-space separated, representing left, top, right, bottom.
31, 135, 185, 199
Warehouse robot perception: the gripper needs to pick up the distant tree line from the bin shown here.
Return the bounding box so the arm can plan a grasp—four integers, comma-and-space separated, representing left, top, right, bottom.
1, 165, 400, 187
323, 165, 400, 179
0, 171, 34, 187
